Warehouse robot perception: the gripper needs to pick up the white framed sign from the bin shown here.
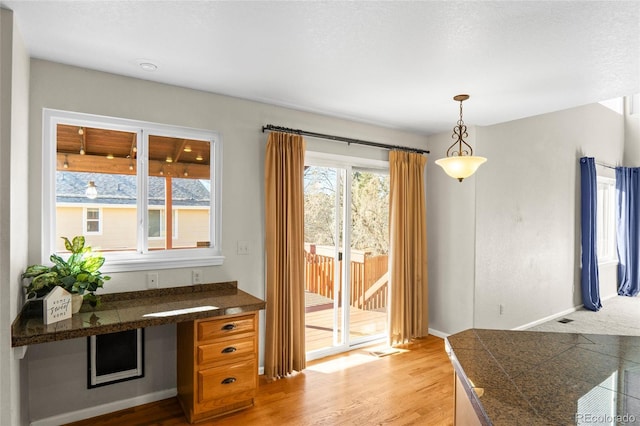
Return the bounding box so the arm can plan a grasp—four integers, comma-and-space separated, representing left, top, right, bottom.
43, 287, 72, 324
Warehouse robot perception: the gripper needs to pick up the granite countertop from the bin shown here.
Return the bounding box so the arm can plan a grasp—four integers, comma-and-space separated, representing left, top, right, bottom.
11, 281, 265, 347
446, 329, 640, 425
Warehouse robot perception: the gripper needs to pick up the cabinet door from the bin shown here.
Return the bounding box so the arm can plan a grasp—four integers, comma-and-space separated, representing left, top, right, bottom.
198, 358, 257, 403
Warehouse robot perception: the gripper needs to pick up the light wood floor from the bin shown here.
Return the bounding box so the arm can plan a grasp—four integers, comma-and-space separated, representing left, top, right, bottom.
66, 335, 454, 426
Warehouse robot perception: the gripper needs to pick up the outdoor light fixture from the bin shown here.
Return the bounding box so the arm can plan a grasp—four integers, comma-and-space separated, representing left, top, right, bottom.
434, 94, 487, 182
79, 127, 85, 155
86, 181, 98, 199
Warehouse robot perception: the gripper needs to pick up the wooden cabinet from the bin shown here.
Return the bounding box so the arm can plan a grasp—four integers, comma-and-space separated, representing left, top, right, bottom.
177, 312, 258, 423
454, 373, 482, 426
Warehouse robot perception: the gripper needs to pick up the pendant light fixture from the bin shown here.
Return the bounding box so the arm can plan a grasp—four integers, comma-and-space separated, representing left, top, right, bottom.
434, 94, 487, 182
85, 181, 98, 199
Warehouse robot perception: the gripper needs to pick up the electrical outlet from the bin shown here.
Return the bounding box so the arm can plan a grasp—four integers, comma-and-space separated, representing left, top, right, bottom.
499, 304, 504, 315
237, 240, 250, 255
192, 269, 203, 284
147, 272, 158, 289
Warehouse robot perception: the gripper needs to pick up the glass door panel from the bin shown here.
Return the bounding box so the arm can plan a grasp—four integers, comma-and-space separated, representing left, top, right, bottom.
348, 168, 389, 345
304, 166, 345, 356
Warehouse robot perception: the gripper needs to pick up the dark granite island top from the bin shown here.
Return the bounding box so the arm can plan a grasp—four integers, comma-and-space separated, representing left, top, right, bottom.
12, 281, 265, 347
446, 329, 640, 425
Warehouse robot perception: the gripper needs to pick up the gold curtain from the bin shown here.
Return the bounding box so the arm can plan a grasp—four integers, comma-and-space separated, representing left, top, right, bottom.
264, 131, 306, 379
388, 150, 428, 346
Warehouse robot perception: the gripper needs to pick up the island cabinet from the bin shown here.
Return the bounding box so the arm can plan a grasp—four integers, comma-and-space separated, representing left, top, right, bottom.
177, 311, 259, 423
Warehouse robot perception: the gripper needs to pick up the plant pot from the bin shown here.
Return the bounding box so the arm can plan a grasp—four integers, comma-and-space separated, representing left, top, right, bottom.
71, 294, 83, 314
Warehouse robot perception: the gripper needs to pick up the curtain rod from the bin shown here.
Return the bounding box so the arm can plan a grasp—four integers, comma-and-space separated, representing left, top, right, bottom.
262, 124, 429, 155
596, 161, 617, 170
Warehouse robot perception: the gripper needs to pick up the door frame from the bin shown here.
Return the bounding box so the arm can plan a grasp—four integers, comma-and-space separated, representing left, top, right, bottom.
304, 151, 389, 361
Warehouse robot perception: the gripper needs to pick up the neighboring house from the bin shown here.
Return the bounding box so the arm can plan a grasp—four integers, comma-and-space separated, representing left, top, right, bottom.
55, 171, 211, 251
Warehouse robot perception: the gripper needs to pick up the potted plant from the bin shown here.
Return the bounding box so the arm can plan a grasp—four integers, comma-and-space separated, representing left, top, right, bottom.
22, 236, 110, 311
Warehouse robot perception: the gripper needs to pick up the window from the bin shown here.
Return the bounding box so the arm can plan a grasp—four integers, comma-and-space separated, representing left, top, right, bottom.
597, 176, 616, 263
148, 209, 177, 239
44, 109, 223, 272
84, 208, 102, 235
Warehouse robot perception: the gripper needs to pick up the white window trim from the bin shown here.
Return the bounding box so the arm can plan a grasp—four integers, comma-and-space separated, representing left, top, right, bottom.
43, 109, 224, 272
83, 207, 102, 236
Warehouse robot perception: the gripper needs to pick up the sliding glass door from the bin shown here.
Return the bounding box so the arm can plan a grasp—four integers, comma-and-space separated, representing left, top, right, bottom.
304, 153, 389, 360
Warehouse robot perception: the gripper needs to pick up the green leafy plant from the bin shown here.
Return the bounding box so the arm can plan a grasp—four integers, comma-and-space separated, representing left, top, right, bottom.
22, 236, 110, 307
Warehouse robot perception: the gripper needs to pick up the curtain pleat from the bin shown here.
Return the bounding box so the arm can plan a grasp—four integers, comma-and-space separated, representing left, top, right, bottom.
616, 166, 640, 297
264, 132, 306, 379
579, 157, 602, 311
388, 150, 428, 346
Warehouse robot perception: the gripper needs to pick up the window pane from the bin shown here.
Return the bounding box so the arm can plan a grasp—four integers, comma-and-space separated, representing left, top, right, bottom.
86, 220, 100, 233
148, 135, 210, 250
87, 208, 100, 220
55, 124, 138, 252
148, 209, 163, 238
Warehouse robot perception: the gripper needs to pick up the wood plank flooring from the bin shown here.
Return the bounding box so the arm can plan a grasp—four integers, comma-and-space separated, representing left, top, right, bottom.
65, 335, 454, 426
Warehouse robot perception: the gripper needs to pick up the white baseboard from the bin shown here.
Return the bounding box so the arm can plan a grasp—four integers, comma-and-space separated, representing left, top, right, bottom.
428, 328, 449, 339
513, 293, 619, 331
30, 388, 177, 426
513, 305, 582, 330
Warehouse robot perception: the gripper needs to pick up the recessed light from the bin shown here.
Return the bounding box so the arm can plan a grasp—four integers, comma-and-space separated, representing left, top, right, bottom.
137, 59, 158, 72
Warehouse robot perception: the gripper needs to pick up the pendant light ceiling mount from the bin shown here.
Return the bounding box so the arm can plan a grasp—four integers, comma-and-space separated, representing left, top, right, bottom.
435, 94, 487, 182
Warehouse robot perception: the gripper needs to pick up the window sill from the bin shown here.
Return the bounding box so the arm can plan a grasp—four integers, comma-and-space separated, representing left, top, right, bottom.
598, 260, 619, 267
100, 252, 225, 273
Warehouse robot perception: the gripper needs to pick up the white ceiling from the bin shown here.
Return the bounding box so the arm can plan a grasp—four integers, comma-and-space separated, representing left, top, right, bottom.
2, 1, 639, 135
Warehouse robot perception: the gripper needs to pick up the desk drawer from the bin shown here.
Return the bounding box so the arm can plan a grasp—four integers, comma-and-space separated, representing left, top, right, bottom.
198, 314, 256, 341
198, 359, 257, 402
198, 338, 255, 365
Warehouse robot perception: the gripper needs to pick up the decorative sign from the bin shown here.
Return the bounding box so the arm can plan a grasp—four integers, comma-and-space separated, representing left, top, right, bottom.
43, 287, 72, 324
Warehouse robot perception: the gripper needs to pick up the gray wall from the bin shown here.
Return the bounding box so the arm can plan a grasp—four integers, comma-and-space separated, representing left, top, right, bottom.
474, 103, 623, 330
26, 59, 426, 423
0, 8, 30, 426
427, 103, 625, 335
426, 128, 478, 336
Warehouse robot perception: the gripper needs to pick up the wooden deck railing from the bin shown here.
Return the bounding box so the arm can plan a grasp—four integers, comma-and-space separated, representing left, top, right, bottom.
304, 249, 388, 311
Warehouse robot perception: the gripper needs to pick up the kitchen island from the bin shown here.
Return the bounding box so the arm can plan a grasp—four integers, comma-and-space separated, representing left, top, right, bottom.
446, 329, 640, 425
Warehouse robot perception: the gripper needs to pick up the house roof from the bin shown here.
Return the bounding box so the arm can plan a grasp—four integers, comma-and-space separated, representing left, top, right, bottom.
56, 172, 210, 207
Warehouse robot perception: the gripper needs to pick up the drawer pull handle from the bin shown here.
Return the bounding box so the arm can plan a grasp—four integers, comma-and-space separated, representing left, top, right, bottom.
221, 377, 237, 385
222, 346, 237, 354
222, 323, 237, 331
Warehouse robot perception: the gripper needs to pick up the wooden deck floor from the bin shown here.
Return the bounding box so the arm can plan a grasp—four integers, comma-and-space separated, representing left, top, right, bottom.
305, 291, 387, 352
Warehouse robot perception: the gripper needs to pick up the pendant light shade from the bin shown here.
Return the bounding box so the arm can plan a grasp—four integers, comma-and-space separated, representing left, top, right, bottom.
435, 94, 486, 182
434, 156, 487, 181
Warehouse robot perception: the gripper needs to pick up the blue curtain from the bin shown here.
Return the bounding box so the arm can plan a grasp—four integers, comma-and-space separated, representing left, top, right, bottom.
580, 157, 602, 311
616, 167, 640, 297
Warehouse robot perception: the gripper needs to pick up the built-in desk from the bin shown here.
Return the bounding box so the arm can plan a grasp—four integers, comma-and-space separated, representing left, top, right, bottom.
11, 281, 265, 347
11, 281, 266, 423
446, 329, 640, 425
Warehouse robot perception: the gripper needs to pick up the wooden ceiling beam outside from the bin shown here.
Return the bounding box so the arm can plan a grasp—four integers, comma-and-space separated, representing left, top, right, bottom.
57, 153, 210, 179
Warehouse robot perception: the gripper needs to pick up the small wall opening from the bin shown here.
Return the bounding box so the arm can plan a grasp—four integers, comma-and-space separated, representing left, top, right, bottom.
88, 328, 144, 388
